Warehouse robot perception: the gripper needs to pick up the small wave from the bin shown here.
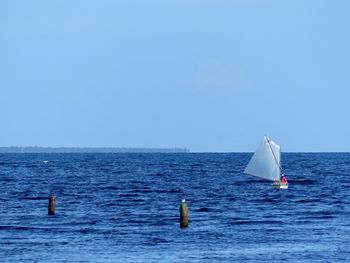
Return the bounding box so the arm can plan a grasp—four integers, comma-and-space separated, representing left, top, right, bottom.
0, 226, 38, 231
118, 193, 139, 198
79, 228, 91, 234
156, 188, 181, 194
332, 200, 345, 204
151, 172, 165, 176
294, 220, 313, 224
132, 188, 153, 193
75, 220, 98, 225
102, 186, 120, 191
103, 203, 119, 207
290, 179, 316, 185
299, 215, 335, 220
18, 196, 47, 200
233, 220, 281, 225
195, 207, 210, 212
295, 198, 319, 203
299, 210, 335, 220
142, 237, 168, 246
233, 181, 250, 186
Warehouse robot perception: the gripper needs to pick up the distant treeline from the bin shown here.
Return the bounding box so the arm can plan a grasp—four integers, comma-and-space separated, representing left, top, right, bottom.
0, 147, 190, 153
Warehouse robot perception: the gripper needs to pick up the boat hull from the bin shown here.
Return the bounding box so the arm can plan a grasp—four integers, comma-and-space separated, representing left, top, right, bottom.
272, 183, 288, 189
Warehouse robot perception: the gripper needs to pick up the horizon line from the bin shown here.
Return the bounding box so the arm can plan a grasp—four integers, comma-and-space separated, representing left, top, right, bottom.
0, 146, 190, 153
0, 146, 349, 154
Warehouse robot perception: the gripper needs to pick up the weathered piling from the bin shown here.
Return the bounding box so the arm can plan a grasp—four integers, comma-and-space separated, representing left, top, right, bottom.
48, 195, 56, 215
180, 199, 188, 228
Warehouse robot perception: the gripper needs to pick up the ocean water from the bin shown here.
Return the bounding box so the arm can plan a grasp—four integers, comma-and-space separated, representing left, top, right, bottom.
1, 153, 350, 262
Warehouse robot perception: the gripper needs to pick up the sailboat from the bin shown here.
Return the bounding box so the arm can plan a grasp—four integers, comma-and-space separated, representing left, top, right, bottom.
244, 136, 288, 189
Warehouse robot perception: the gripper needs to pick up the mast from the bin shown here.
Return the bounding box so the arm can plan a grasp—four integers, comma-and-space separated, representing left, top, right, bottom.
265, 136, 282, 178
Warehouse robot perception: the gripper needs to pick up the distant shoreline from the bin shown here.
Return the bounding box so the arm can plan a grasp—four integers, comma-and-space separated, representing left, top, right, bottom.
0, 147, 190, 153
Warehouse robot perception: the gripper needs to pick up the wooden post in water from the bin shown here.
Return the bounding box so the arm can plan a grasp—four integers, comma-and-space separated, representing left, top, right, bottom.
48, 195, 56, 215
180, 199, 188, 228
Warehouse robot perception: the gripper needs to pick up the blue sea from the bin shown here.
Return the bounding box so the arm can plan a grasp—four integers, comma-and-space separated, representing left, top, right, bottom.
1, 153, 350, 262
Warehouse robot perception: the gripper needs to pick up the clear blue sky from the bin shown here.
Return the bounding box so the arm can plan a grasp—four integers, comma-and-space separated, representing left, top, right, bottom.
1, 1, 350, 152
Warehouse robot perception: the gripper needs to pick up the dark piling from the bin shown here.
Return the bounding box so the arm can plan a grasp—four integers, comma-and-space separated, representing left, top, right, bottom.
180, 199, 188, 228
48, 195, 56, 215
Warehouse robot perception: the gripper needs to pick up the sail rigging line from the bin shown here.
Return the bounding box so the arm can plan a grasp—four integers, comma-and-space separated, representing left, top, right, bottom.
265, 136, 283, 177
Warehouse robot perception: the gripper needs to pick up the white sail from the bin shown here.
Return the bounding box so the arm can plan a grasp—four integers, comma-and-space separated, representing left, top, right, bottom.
244, 136, 281, 181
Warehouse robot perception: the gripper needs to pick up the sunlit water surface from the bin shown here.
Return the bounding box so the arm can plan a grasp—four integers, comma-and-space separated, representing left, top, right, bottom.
1, 153, 350, 262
